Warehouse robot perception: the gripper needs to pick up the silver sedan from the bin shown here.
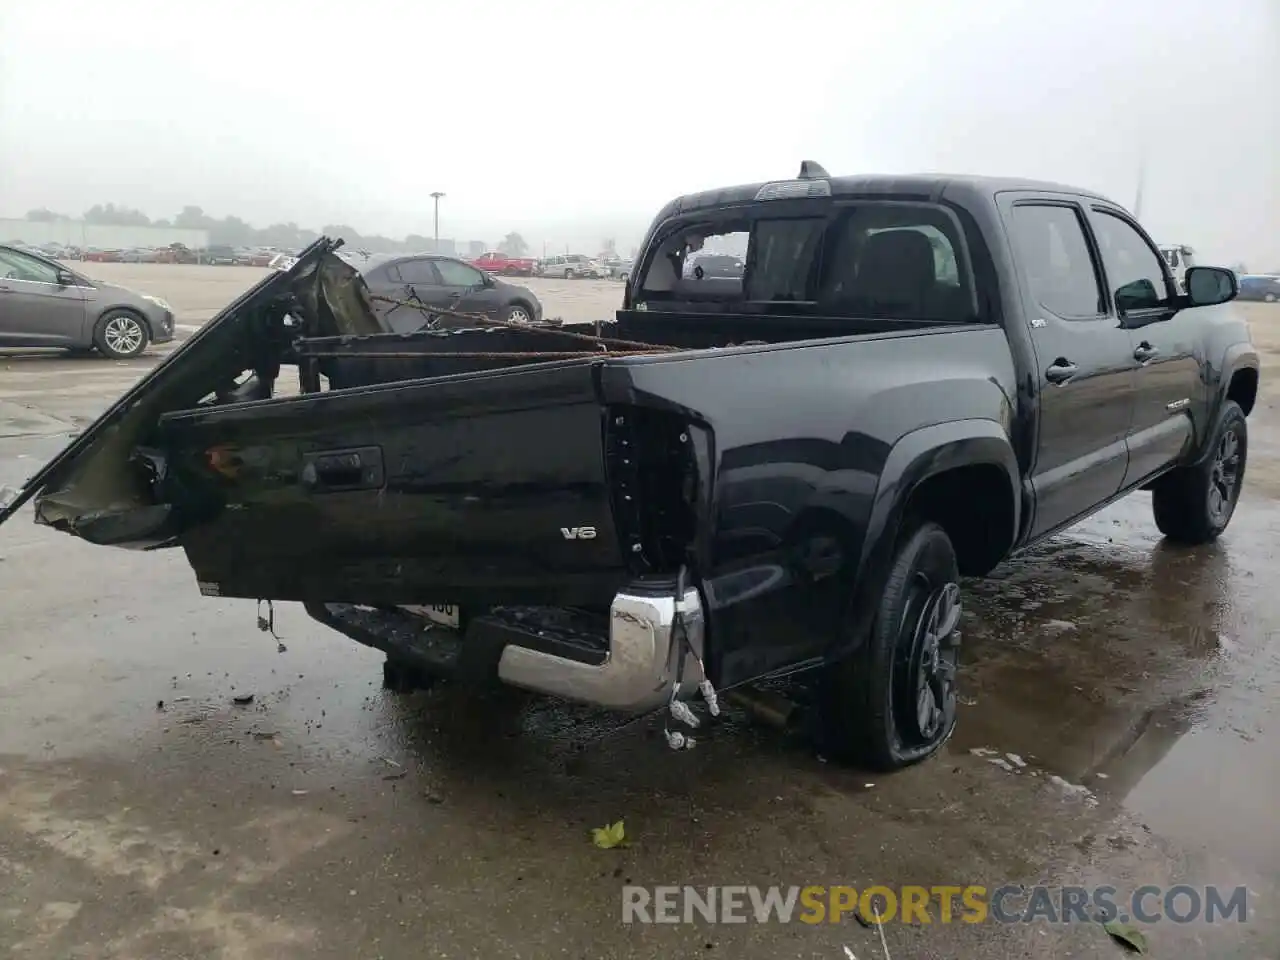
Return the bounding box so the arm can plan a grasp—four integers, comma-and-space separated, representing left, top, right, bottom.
0, 245, 175, 358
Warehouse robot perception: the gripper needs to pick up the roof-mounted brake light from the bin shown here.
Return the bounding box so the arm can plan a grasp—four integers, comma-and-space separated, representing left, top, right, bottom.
754, 179, 832, 201
754, 160, 832, 201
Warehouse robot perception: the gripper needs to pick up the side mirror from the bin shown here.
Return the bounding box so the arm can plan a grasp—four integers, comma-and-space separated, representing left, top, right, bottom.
55, 269, 76, 287
1185, 266, 1237, 307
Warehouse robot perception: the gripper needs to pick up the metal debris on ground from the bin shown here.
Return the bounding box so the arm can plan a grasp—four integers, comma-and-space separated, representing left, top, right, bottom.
256, 599, 286, 653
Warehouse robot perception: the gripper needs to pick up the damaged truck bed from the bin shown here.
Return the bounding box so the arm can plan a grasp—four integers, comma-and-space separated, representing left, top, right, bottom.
1, 167, 1257, 770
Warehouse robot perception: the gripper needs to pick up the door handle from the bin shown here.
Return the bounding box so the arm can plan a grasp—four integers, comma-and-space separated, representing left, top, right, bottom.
1133, 342, 1159, 362
1045, 359, 1078, 384
300, 446, 385, 492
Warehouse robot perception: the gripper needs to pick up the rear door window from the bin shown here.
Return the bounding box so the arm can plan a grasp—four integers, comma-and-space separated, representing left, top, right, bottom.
1009, 204, 1104, 319
395, 259, 442, 284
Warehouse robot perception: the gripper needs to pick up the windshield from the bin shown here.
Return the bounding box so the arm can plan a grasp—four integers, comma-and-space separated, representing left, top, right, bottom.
635, 201, 976, 323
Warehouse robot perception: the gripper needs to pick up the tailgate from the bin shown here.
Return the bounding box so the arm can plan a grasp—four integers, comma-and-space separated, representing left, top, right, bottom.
156, 360, 631, 606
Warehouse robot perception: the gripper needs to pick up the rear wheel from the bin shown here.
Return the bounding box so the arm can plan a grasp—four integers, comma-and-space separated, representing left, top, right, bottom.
1152, 400, 1247, 543
820, 520, 961, 770
564, 269, 576, 279
94, 310, 150, 359
1265, 293, 1277, 303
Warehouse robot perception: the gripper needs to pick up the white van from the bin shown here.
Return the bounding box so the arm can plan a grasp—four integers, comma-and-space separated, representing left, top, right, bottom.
1159, 244, 1196, 293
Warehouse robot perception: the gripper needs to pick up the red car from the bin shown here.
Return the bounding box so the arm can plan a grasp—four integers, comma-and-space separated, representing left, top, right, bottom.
469, 251, 537, 277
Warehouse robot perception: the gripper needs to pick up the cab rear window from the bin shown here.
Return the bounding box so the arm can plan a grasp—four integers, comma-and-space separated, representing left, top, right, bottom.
635, 202, 976, 323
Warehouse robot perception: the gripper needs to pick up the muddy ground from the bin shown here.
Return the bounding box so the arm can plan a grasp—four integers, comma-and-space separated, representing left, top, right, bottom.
1, 268, 1278, 959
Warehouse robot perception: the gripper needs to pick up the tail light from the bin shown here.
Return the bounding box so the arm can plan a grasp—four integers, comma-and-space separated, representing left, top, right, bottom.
605, 406, 700, 575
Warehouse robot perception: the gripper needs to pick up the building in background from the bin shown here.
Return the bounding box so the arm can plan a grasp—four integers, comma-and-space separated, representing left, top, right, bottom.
0, 219, 210, 250
467, 240, 486, 258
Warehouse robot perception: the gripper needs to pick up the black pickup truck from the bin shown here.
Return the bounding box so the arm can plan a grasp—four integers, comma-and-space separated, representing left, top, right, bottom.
0, 165, 1258, 770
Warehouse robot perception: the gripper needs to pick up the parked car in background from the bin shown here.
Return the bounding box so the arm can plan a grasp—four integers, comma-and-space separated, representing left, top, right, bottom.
0, 243, 175, 357
243, 249, 279, 268
82, 248, 122, 263
685, 252, 745, 279
357, 253, 547, 331
538, 254, 603, 278
601, 257, 634, 281
470, 251, 538, 277
154, 243, 197, 265
201, 245, 238, 266
1239, 274, 1280, 303
118, 248, 159, 264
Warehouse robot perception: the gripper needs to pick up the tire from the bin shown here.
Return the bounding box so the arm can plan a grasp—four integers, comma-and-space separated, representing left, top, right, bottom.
1152, 400, 1247, 544
1265, 293, 1277, 303
505, 302, 534, 324
94, 309, 150, 359
819, 519, 961, 770
564, 269, 576, 280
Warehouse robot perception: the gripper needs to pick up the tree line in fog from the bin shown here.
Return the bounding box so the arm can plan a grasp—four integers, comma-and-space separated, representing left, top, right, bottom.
22, 205, 522, 255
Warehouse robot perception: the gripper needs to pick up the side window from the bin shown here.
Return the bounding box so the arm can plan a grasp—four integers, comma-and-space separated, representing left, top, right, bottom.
1009, 204, 1104, 319
396, 259, 441, 284
435, 260, 484, 287
0, 248, 60, 284
1091, 210, 1169, 312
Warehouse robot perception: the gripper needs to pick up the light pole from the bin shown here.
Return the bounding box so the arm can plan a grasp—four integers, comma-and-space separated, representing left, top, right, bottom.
430, 192, 445, 250
1133, 148, 1147, 220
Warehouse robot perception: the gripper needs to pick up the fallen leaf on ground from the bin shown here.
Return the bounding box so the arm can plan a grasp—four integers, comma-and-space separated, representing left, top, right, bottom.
592, 820, 627, 849
1102, 919, 1148, 954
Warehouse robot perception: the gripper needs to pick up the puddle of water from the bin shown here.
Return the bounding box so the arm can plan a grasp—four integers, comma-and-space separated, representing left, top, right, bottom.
1119, 722, 1280, 870
953, 494, 1280, 878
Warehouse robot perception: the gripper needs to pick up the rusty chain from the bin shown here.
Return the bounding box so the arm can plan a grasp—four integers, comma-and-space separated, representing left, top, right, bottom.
366, 293, 679, 354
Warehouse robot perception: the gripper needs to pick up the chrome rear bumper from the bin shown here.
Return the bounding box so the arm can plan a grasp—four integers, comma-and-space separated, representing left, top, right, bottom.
497, 585, 705, 712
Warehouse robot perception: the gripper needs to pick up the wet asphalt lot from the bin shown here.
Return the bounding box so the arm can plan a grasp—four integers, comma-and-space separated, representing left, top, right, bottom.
1, 266, 1279, 959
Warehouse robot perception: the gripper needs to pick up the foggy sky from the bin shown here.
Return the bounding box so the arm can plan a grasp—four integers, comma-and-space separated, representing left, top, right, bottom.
1, 0, 1276, 265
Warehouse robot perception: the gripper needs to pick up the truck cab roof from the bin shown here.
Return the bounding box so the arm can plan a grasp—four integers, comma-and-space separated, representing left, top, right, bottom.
651, 173, 1119, 222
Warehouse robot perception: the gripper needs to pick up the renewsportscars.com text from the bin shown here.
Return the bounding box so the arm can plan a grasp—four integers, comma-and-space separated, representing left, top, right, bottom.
621, 884, 1249, 925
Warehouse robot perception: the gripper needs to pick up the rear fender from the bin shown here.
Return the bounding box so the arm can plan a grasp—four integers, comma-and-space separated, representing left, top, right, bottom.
830, 419, 1020, 663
